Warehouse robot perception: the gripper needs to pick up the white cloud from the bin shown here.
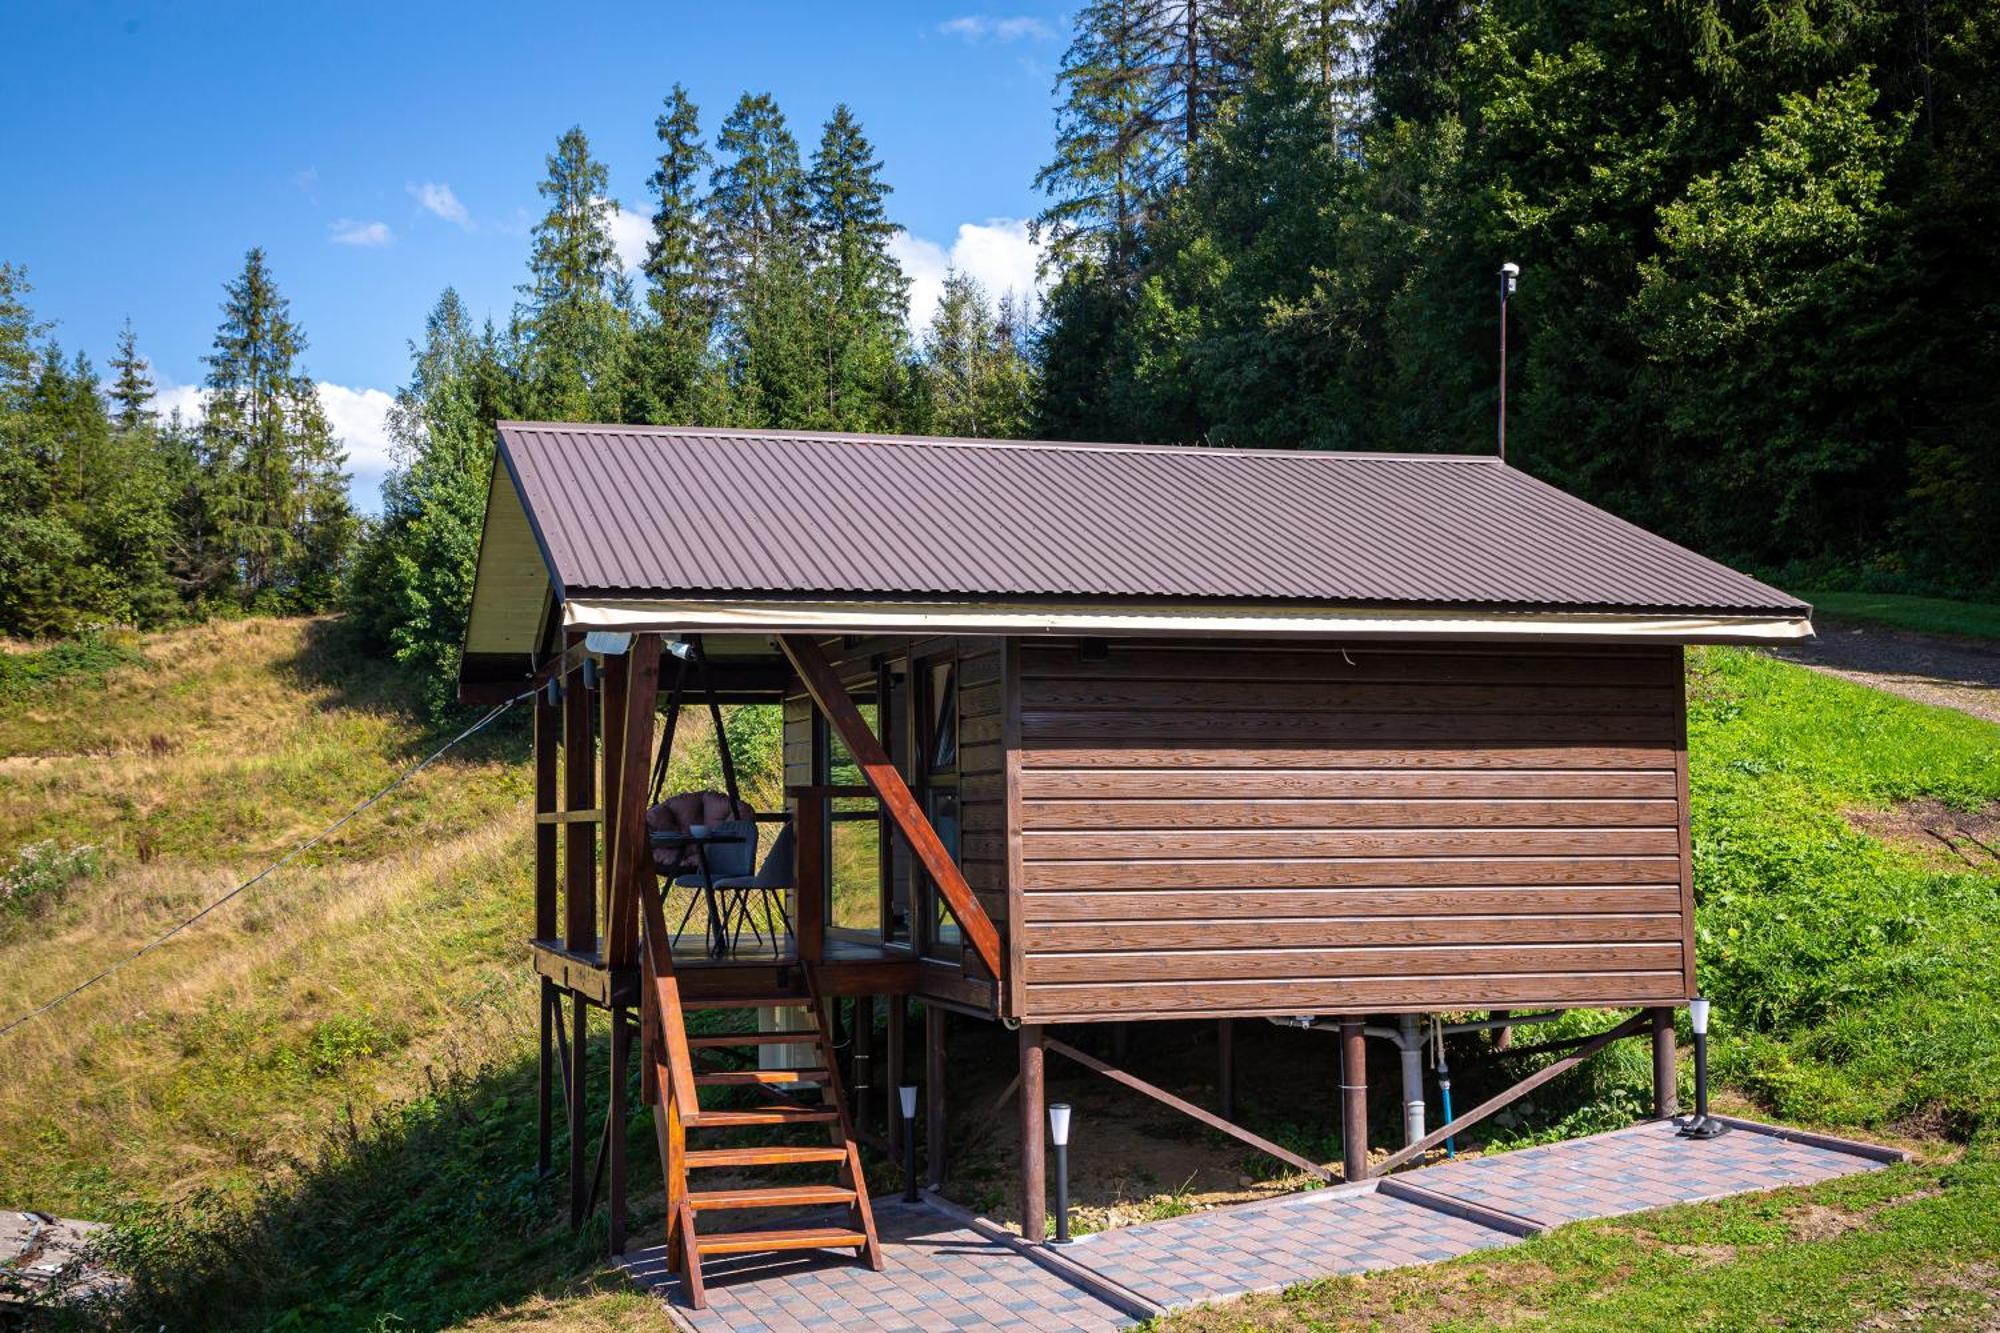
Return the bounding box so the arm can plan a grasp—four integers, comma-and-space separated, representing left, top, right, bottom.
147, 378, 398, 514
409, 181, 471, 228
330, 219, 392, 247
938, 14, 1054, 41
605, 198, 650, 274
891, 218, 1047, 333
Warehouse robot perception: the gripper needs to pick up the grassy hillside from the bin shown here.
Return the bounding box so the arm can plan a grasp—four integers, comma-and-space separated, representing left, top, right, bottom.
0, 623, 1995, 1329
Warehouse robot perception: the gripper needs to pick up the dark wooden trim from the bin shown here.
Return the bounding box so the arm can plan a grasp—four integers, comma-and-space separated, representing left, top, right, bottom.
1021, 974, 1686, 1021
1017, 769, 1681, 800
599, 650, 628, 957
1044, 1035, 1334, 1182
1022, 918, 1684, 952
606, 635, 661, 969
530, 939, 641, 1007
1217, 1019, 1235, 1121
1372, 1010, 1652, 1176
1019, 1023, 1046, 1243
780, 635, 1006, 978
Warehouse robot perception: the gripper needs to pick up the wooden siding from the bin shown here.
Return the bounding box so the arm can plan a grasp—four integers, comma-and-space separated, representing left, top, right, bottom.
1009, 640, 1693, 1023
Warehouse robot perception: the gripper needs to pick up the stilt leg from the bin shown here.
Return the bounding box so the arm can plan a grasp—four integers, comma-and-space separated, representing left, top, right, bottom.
537, 978, 554, 1176
1652, 1006, 1679, 1119
886, 998, 907, 1152
1341, 1018, 1368, 1183
925, 1004, 946, 1191
1217, 1018, 1235, 1122
1019, 1024, 1046, 1242
569, 994, 589, 1229
609, 1004, 629, 1254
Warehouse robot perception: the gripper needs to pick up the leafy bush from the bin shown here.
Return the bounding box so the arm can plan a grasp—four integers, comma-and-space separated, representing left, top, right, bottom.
0, 839, 100, 922
0, 633, 143, 701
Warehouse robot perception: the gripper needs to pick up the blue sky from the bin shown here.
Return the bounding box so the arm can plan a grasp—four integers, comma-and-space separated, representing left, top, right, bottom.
0, 2, 1071, 508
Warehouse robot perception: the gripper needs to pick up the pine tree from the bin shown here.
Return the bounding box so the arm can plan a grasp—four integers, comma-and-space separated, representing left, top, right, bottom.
519, 126, 631, 421
806, 104, 910, 429
108, 319, 156, 431
629, 86, 725, 425
202, 247, 356, 609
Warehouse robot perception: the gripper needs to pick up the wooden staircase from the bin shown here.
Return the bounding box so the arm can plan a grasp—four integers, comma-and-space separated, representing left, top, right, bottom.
640, 882, 882, 1308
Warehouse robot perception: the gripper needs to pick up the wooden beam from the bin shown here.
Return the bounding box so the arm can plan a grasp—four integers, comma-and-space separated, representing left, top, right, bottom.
1019, 1024, 1046, 1243
608, 1003, 630, 1254
569, 994, 589, 1228
1045, 1036, 1334, 1182
606, 636, 661, 969
886, 999, 906, 1152
1372, 1011, 1651, 1177
795, 787, 825, 963
599, 651, 629, 955
535, 809, 604, 825
1218, 1019, 1235, 1122
779, 636, 1005, 979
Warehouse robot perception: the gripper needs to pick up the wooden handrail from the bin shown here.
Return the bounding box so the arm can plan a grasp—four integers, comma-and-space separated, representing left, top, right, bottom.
639, 876, 700, 1116
778, 636, 1005, 978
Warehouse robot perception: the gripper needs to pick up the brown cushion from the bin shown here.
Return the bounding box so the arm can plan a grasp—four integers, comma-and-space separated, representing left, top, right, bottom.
646, 790, 754, 873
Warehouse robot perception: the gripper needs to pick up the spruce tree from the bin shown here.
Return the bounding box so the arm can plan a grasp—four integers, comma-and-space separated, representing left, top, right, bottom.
108, 319, 156, 432
922, 270, 1034, 439
709, 93, 818, 425
629, 86, 725, 425
806, 104, 910, 429
519, 126, 631, 421
202, 247, 355, 609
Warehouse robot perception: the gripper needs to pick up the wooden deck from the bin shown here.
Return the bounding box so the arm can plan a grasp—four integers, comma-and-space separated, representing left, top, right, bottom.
529, 932, 923, 1008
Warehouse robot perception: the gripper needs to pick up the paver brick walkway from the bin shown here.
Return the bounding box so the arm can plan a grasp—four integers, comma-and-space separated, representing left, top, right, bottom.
622, 1119, 1899, 1329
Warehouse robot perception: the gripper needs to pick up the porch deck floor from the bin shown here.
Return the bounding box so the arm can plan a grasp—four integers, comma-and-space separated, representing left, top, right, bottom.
620, 1118, 1898, 1330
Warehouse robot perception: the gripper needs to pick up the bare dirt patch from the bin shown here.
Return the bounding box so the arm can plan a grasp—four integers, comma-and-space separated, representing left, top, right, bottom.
1847, 798, 2000, 872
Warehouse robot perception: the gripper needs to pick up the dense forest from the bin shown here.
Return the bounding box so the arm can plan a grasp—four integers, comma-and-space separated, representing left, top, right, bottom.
1, 0, 1993, 706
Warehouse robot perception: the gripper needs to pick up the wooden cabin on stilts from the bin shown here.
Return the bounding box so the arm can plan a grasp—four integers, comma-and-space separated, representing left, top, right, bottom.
457, 422, 1813, 1308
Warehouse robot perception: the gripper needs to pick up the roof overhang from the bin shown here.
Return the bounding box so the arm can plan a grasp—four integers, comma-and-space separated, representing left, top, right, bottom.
560, 596, 1814, 645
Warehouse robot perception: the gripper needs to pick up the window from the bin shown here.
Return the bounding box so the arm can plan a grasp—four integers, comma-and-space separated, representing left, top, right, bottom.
915, 655, 962, 963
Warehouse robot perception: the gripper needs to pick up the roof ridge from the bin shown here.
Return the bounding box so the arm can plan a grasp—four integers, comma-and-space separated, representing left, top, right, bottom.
495, 420, 1501, 466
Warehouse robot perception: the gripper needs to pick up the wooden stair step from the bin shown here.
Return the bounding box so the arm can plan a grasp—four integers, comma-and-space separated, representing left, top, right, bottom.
682, 994, 812, 1010
694, 1226, 869, 1256
684, 1106, 840, 1127
695, 1068, 828, 1086
684, 1145, 851, 1169
688, 1184, 858, 1211
687, 1030, 821, 1048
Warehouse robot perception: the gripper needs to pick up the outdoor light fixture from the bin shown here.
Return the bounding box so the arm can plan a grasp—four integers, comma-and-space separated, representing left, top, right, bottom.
899, 1085, 920, 1201
1048, 1103, 1074, 1244
580, 657, 598, 690
1677, 997, 1728, 1139
663, 637, 697, 662
583, 631, 632, 656
544, 676, 561, 707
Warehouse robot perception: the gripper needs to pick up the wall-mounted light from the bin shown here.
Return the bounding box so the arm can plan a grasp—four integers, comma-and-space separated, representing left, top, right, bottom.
1049, 1102, 1074, 1244
584, 631, 632, 656
581, 657, 598, 690
544, 677, 562, 707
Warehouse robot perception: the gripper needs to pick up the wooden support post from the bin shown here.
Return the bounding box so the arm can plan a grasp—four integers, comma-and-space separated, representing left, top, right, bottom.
1652, 1006, 1679, 1119
1217, 1019, 1235, 1122
608, 1004, 629, 1254
1110, 1021, 1130, 1064
569, 994, 589, 1228
852, 996, 874, 1134
886, 999, 907, 1152
795, 790, 825, 964
1341, 1019, 1368, 1183
534, 693, 559, 941
1019, 1024, 1046, 1243
605, 636, 661, 969
1492, 1009, 1514, 1051
537, 978, 555, 1176
598, 651, 629, 955
925, 1004, 947, 1190
563, 641, 597, 954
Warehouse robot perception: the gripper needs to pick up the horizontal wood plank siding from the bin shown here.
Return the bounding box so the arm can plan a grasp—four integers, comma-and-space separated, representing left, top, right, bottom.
1013, 639, 1692, 1021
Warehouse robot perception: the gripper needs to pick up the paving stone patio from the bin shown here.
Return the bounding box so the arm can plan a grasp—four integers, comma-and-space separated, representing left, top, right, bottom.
621, 1118, 1900, 1329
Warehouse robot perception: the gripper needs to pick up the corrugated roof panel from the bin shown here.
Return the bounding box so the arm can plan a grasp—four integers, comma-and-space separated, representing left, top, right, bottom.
497, 422, 1805, 615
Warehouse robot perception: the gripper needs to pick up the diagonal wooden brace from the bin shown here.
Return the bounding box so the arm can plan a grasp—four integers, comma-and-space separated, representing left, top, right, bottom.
779, 635, 1005, 979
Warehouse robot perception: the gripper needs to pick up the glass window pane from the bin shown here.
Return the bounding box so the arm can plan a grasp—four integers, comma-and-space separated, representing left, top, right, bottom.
830, 816, 880, 933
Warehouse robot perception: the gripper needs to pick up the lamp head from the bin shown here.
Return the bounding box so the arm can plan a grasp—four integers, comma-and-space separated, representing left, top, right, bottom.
1499, 261, 1519, 298
663, 637, 697, 662
583, 630, 632, 657
899, 1084, 918, 1120
1048, 1102, 1072, 1147
1689, 996, 1711, 1036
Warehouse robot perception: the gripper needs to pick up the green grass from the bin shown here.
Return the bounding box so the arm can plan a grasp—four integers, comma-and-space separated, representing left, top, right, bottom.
1803, 590, 2000, 640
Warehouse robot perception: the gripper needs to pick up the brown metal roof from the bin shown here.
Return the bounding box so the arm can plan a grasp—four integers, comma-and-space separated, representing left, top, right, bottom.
496, 422, 1806, 616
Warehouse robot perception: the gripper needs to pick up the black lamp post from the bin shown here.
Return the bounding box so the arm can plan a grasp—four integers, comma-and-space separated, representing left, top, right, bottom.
1049, 1102, 1073, 1244
1677, 997, 1728, 1139
900, 1084, 920, 1200
1498, 261, 1519, 463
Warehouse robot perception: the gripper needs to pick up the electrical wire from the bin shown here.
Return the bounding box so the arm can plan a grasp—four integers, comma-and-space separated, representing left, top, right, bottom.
0, 688, 531, 1041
